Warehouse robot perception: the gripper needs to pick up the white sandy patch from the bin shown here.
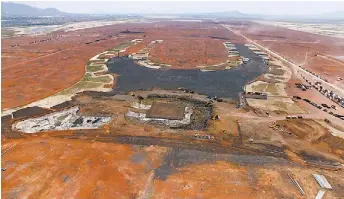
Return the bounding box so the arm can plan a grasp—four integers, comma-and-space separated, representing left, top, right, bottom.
131, 102, 152, 110
4, 19, 156, 37
14, 106, 111, 133
255, 20, 344, 39
137, 61, 161, 69
125, 107, 193, 127
244, 57, 305, 113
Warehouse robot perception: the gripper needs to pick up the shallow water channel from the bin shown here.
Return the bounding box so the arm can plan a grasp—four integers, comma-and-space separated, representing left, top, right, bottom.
107, 44, 268, 100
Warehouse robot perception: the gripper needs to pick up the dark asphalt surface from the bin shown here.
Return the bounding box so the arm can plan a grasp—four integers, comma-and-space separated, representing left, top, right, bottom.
107, 44, 268, 101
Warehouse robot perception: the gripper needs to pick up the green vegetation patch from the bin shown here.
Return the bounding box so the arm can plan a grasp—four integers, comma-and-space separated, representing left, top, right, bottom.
251, 83, 279, 95
75, 81, 103, 90
106, 50, 117, 54
60, 81, 103, 95
89, 76, 112, 83
90, 58, 106, 62
202, 65, 226, 71
82, 73, 112, 83
86, 64, 104, 72
228, 60, 241, 67
86, 60, 106, 67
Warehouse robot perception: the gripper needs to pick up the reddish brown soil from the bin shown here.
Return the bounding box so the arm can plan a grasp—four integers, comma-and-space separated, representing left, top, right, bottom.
4, 135, 344, 199
148, 21, 245, 68
149, 38, 227, 68
2, 21, 241, 110
125, 40, 150, 54
1, 24, 142, 110
1, 137, 168, 198
277, 119, 328, 140
153, 162, 255, 199
228, 21, 344, 83
286, 76, 344, 117
303, 55, 344, 84
2, 92, 344, 198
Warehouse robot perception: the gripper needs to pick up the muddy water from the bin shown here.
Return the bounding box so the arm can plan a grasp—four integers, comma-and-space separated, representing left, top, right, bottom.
107, 44, 268, 101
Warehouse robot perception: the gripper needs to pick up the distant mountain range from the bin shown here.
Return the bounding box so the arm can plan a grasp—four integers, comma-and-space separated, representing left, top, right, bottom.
2, 2, 344, 21
318, 10, 344, 19
188, 10, 344, 21
185, 10, 259, 19
1, 2, 67, 17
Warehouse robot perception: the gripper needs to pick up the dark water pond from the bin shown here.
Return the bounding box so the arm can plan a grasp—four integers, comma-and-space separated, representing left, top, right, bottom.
107, 44, 268, 100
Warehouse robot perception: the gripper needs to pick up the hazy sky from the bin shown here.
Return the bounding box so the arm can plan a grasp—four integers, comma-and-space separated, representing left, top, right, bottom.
18, 1, 344, 15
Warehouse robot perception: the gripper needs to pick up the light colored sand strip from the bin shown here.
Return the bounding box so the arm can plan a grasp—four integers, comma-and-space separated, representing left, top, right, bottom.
315, 190, 326, 199
1, 44, 132, 116
312, 174, 333, 190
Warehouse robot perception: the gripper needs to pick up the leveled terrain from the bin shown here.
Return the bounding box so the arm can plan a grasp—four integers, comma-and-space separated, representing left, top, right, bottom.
227, 21, 344, 87
2, 19, 344, 199
2, 90, 344, 198
148, 21, 245, 68
1, 23, 140, 110
1, 20, 241, 110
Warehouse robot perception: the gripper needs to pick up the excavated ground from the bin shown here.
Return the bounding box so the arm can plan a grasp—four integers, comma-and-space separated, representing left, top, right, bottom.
2, 90, 344, 198
2, 20, 244, 110
2, 20, 344, 199
227, 21, 344, 85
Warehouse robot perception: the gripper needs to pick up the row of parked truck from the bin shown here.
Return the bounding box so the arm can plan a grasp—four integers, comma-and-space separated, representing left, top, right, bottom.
292, 96, 344, 120
300, 74, 344, 108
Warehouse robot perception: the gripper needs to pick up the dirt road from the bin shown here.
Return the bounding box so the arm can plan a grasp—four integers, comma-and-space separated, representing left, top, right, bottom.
222, 24, 344, 96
